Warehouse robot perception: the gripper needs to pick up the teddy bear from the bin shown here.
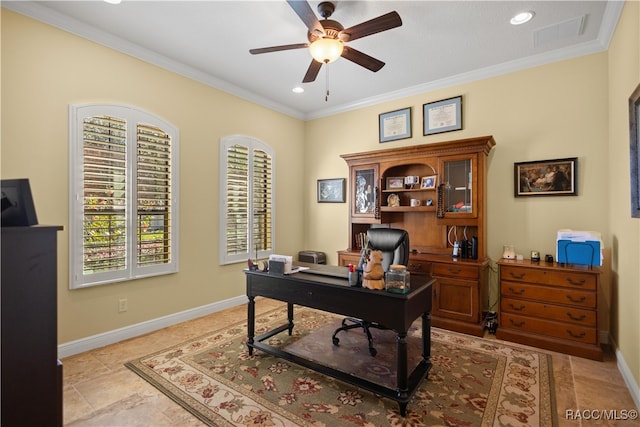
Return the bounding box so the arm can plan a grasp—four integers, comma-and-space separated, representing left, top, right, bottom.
361, 250, 385, 290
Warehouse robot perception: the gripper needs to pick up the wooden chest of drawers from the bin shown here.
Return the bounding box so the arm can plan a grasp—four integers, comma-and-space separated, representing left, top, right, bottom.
496, 259, 602, 360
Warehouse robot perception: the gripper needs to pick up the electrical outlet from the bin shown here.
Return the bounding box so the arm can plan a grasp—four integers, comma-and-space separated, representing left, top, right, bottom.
118, 298, 128, 313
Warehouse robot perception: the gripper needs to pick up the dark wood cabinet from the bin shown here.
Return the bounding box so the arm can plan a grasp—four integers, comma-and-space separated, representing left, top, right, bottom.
338, 136, 495, 336
496, 258, 603, 360
1, 226, 63, 427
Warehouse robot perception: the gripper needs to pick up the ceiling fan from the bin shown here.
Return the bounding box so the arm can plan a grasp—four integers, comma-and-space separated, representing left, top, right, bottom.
249, 0, 403, 83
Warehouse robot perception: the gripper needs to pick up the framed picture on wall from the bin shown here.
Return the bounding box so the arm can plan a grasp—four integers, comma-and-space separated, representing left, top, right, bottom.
423, 96, 462, 135
317, 178, 346, 203
514, 157, 577, 197
629, 82, 640, 218
379, 107, 411, 143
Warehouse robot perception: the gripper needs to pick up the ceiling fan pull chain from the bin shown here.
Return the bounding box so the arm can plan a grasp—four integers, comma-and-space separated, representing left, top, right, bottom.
325, 61, 330, 102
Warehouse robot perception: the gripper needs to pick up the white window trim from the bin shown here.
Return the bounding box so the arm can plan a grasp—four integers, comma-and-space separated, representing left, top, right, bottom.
69, 104, 180, 289
219, 135, 275, 265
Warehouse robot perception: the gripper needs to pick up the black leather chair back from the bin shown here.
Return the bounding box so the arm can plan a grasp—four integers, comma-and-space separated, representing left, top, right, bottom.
358, 228, 410, 271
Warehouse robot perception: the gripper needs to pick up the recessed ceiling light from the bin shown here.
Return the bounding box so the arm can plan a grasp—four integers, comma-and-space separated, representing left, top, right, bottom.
292, 87, 304, 94
104, 0, 122, 4
511, 11, 535, 25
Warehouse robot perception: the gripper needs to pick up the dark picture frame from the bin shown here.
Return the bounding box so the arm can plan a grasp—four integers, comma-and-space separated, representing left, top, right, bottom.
379, 107, 412, 143
514, 158, 577, 197
317, 178, 346, 203
629, 82, 640, 218
423, 96, 462, 135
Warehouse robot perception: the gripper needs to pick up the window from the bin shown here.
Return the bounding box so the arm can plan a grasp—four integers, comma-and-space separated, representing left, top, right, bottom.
219, 135, 274, 265
69, 104, 179, 288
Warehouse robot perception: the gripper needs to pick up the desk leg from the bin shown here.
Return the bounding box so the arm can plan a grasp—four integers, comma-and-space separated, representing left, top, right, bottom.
247, 296, 255, 355
396, 331, 408, 416
422, 312, 431, 362
287, 302, 294, 335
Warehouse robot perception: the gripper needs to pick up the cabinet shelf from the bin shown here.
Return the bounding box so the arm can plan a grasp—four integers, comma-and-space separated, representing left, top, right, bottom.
381, 206, 436, 212
382, 188, 435, 193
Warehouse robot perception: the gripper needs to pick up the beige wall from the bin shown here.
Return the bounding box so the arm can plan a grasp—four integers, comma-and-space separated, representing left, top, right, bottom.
3, 3, 640, 390
607, 0, 640, 385
1, 10, 305, 343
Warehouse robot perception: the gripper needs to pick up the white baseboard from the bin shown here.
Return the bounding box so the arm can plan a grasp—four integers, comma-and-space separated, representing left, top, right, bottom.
611, 336, 640, 410
58, 295, 247, 358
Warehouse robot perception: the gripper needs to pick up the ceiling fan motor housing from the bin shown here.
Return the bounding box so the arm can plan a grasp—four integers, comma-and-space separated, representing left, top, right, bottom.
308, 19, 343, 42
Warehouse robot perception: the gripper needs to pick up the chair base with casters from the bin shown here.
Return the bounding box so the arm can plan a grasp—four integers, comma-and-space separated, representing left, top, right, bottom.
331, 227, 410, 357
331, 317, 387, 356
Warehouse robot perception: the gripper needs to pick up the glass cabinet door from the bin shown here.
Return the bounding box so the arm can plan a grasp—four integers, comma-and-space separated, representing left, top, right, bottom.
351, 164, 379, 220
440, 155, 477, 218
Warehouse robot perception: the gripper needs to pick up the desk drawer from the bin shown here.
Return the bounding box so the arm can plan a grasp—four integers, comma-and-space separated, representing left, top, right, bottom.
500, 266, 596, 290
501, 281, 596, 308
501, 313, 597, 344
407, 260, 430, 275
501, 297, 596, 326
432, 263, 478, 280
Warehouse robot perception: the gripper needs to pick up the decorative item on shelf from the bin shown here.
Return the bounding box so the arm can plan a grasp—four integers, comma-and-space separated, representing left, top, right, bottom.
410, 198, 421, 207
385, 264, 410, 294
421, 175, 437, 190
426, 198, 433, 206
530, 251, 540, 262
362, 250, 385, 290
502, 245, 516, 259
386, 177, 404, 190
404, 175, 420, 189
387, 193, 400, 207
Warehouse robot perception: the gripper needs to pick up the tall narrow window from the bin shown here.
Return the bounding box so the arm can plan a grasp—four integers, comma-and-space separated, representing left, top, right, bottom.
220, 135, 274, 264
69, 104, 179, 288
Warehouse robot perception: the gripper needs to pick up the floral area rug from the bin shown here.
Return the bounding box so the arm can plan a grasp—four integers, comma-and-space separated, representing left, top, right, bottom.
125, 306, 556, 427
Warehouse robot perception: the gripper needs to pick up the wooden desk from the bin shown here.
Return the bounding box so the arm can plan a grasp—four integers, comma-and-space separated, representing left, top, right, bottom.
245, 263, 434, 416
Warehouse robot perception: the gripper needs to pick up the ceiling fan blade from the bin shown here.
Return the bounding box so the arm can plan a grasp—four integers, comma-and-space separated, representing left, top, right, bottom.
302, 59, 323, 83
249, 43, 309, 55
287, 0, 325, 37
339, 11, 402, 42
341, 46, 385, 72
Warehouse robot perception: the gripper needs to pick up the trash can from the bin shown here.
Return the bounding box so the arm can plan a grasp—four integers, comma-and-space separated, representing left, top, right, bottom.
298, 250, 326, 264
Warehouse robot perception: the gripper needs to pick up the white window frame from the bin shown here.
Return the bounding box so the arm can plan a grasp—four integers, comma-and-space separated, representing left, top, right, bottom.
219, 135, 275, 265
69, 104, 179, 289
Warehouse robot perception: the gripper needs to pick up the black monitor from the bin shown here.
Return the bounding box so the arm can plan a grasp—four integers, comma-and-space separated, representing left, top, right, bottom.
1, 178, 38, 227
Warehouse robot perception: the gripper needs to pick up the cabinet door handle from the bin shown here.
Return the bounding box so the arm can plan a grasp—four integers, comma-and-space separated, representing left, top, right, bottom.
508, 303, 525, 311
508, 287, 525, 295
566, 277, 586, 286
508, 271, 525, 279
566, 295, 586, 303
566, 312, 586, 322
509, 319, 525, 327
566, 329, 586, 339
448, 267, 461, 274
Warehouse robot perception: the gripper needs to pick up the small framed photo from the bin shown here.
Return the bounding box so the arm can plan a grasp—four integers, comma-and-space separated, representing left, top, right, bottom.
423, 96, 462, 135
514, 158, 577, 197
386, 177, 405, 190
421, 175, 437, 190
317, 178, 345, 203
379, 107, 411, 143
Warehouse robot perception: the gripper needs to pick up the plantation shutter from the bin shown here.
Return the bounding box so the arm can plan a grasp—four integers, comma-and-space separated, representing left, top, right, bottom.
225, 144, 249, 256
82, 116, 128, 274
70, 104, 179, 289
136, 123, 172, 267
220, 136, 275, 265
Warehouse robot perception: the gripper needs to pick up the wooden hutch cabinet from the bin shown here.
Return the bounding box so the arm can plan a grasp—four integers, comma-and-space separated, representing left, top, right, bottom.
338, 136, 495, 336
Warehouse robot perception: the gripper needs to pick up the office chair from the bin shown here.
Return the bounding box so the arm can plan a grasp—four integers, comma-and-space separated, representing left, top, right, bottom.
332, 228, 410, 356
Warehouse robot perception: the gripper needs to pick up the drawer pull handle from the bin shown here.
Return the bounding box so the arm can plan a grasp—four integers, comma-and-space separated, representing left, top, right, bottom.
409, 264, 423, 270
448, 268, 461, 274
566, 330, 586, 339
566, 295, 586, 303
566, 278, 586, 286
566, 312, 586, 321
509, 319, 525, 327
508, 287, 525, 295
508, 271, 525, 279
509, 303, 525, 311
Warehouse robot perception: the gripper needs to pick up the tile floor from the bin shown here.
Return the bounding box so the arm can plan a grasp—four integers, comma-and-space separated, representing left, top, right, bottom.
62, 298, 639, 426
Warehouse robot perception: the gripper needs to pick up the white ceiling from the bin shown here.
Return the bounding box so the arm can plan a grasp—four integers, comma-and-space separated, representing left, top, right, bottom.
3, 1, 623, 120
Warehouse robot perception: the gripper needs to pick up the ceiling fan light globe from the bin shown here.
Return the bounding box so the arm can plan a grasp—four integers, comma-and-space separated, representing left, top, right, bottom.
309, 38, 343, 63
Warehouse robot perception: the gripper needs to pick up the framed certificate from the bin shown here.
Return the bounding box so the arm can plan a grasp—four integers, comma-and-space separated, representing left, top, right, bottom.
379, 107, 411, 143
423, 96, 462, 135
